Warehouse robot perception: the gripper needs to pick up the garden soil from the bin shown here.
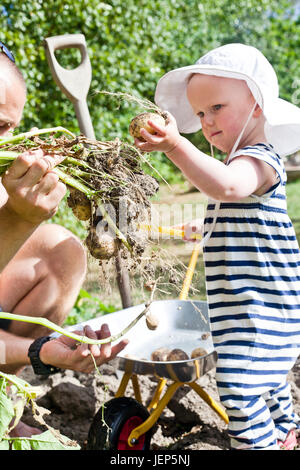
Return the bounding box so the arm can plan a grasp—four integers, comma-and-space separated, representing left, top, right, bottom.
20, 357, 300, 450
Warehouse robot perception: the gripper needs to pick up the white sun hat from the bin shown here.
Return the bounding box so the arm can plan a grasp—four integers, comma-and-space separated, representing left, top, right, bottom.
154, 43, 300, 157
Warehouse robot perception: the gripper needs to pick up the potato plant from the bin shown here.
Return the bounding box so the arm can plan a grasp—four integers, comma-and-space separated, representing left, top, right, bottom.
0, 372, 80, 450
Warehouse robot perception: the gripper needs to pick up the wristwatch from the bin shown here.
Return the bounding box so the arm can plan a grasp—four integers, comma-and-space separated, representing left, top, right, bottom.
28, 336, 61, 376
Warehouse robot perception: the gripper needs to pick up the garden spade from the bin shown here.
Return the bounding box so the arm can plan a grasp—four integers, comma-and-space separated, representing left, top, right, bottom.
44, 34, 95, 139
44, 33, 133, 308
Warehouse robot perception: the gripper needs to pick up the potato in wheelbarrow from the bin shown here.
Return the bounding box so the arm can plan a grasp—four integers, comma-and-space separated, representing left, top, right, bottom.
151, 347, 170, 361
166, 349, 189, 361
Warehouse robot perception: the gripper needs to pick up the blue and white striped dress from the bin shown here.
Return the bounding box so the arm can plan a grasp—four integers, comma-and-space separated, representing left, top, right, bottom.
203, 143, 300, 450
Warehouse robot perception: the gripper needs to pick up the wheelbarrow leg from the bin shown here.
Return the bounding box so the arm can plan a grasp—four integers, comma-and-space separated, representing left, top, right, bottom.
127, 381, 183, 447
131, 374, 142, 403
189, 381, 229, 424
115, 372, 142, 404
115, 372, 131, 398
147, 378, 168, 411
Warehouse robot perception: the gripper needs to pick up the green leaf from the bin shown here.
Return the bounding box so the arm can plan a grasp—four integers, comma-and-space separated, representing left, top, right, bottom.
12, 439, 32, 450
12, 398, 26, 433
29, 430, 80, 451
75, 288, 93, 302
0, 389, 15, 440
0, 440, 10, 450
0, 371, 43, 401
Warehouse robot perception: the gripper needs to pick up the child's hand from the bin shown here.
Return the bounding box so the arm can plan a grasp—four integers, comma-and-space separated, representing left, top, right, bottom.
174, 219, 204, 242
134, 112, 182, 154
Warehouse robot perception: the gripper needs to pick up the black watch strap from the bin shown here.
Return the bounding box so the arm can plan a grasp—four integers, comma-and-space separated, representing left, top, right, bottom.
28, 336, 61, 376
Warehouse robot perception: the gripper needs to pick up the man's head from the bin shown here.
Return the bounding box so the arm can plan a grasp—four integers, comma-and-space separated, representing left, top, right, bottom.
0, 51, 26, 137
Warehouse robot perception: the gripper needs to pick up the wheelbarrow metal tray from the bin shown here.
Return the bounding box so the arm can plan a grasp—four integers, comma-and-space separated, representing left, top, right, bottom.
73, 299, 216, 383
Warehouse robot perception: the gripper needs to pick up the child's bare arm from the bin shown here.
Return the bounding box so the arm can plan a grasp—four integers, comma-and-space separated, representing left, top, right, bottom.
135, 113, 277, 201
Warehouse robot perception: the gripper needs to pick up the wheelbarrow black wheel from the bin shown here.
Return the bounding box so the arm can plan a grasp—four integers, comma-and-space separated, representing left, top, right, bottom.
87, 397, 152, 450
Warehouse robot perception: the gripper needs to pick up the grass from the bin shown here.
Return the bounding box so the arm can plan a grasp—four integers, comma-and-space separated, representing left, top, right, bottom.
286, 179, 300, 241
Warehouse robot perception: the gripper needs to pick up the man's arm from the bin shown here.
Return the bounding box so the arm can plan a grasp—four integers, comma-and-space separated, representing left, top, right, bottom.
0, 149, 66, 272
0, 180, 37, 271
0, 328, 32, 369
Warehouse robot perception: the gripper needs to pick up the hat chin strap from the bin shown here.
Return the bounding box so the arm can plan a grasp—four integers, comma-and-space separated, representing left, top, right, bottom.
201, 100, 258, 249
228, 100, 258, 158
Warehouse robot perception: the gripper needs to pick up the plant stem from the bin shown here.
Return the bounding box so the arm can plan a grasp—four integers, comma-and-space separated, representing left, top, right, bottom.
53, 168, 132, 251
0, 304, 152, 345
0, 126, 75, 147
0, 128, 133, 251
0, 151, 19, 159
95, 196, 133, 253
52, 167, 97, 196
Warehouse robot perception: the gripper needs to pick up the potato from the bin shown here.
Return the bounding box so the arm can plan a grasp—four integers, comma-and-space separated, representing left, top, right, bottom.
67, 188, 91, 221
151, 347, 170, 362
71, 205, 92, 221
85, 228, 117, 260
166, 349, 189, 361
190, 347, 207, 359
129, 112, 166, 141
145, 311, 159, 330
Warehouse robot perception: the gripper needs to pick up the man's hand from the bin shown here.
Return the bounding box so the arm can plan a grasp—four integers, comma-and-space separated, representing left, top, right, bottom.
2, 149, 66, 225
39, 323, 129, 374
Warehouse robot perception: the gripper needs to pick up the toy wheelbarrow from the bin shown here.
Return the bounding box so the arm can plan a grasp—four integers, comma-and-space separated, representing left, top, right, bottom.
81, 243, 228, 450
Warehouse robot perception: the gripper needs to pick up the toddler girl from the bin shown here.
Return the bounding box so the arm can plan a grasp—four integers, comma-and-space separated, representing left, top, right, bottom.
134, 43, 300, 450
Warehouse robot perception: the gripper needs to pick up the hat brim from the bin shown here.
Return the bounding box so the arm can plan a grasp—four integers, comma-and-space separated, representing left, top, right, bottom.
264, 98, 300, 157
154, 64, 263, 133
154, 65, 300, 157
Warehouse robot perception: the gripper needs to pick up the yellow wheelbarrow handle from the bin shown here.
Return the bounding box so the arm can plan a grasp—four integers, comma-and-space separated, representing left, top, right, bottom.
139, 224, 202, 240
179, 242, 202, 300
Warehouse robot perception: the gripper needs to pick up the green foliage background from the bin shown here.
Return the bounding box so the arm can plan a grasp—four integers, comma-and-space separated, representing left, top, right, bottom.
1, 0, 300, 238
1, 0, 300, 163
